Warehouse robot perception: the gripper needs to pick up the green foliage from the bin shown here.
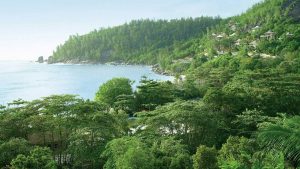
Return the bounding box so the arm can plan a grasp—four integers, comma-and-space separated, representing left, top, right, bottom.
1, 0, 300, 168
135, 78, 175, 111
151, 137, 192, 169
252, 150, 285, 169
11, 147, 56, 169
137, 101, 227, 151
102, 137, 155, 169
0, 138, 31, 167
258, 116, 300, 165
95, 78, 133, 107
114, 94, 136, 114
51, 18, 221, 66
218, 136, 257, 169
222, 70, 300, 115
193, 145, 218, 169
67, 111, 128, 168
0, 95, 128, 169
233, 109, 275, 137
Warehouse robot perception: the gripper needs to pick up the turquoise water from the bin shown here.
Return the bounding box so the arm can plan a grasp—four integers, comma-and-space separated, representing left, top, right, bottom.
0, 61, 173, 104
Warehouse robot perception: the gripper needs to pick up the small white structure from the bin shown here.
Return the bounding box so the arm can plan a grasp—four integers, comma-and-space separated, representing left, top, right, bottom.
249, 40, 258, 48
230, 25, 237, 31
260, 53, 276, 58
235, 39, 242, 46
217, 51, 225, 55
230, 33, 236, 37
232, 52, 239, 56
263, 30, 276, 40
217, 35, 224, 39
286, 32, 294, 37
252, 25, 260, 32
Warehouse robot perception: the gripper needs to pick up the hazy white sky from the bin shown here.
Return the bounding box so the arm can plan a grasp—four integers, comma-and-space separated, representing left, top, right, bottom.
0, 0, 262, 61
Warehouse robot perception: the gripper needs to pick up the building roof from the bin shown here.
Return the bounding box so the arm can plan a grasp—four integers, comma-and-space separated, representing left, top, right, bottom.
250, 40, 257, 45
252, 25, 260, 30
286, 32, 294, 36
265, 30, 275, 35
230, 33, 236, 37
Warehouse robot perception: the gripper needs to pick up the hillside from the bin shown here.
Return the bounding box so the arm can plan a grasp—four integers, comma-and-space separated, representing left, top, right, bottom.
1, 0, 300, 168
164, 0, 300, 74
50, 0, 299, 75
49, 17, 221, 65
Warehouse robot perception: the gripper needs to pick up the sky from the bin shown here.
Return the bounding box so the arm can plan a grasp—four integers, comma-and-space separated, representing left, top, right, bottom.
0, 0, 262, 61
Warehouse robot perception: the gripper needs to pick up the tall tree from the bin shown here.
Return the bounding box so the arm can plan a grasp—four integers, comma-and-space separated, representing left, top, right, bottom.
95, 78, 133, 107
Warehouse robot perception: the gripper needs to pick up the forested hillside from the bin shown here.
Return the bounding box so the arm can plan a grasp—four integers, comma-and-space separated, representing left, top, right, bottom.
153, 0, 300, 73
50, 17, 221, 65
50, 0, 299, 75
1, 0, 300, 168
178, 0, 300, 73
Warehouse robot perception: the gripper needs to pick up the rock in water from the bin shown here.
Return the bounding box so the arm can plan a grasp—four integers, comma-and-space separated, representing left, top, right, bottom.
37, 56, 44, 63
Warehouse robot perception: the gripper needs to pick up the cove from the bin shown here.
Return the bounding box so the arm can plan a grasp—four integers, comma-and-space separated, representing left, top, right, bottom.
0, 61, 173, 104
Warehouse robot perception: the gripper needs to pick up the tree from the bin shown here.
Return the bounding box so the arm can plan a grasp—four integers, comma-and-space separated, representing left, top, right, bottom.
114, 94, 136, 115
135, 77, 175, 111
102, 137, 155, 169
193, 145, 218, 169
222, 70, 300, 115
233, 109, 274, 137
50, 17, 221, 67
151, 137, 192, 169
257, 116, 300, 167
11, 147, 56, 169
67, 111, 128, 169
251, 150, 285, 169
137, 101, 227, 152
0, 138, 31, 167
95, 78, 133, 107
218, 136, 257, 169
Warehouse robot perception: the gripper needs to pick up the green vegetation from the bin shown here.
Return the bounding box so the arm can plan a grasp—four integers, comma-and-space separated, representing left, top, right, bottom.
1, 0, 300, 168
95, 78, 133, 107
50, 17, 221, 69
11, 147, 56, 169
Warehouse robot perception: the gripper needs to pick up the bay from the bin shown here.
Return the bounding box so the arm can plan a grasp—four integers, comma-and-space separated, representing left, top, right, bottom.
0, 61, 173, 104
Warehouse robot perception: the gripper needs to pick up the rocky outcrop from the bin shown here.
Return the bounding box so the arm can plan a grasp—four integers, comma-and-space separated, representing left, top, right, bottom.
36, 56, 44, 63
152, 64, 172, 76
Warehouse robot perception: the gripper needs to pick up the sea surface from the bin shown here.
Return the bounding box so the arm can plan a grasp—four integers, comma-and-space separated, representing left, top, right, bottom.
0, 61, 173, 104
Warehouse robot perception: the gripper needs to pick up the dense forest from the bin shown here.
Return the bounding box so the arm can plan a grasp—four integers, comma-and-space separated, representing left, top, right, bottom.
1, 0, 300, 168
50, 17, 221, 66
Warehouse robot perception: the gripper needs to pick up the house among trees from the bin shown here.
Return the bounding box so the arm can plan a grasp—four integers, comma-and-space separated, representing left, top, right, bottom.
249, 40, 258, 48
260, 53, 276, 58
230, 25, 237, 31
286, 32, 294, 37
260, 30, 276, 40
217, 50, 225, 55
217, 34, 224, 39
235, 39, 242, 46
229, 33, 236, 37
252, 25, 260, 31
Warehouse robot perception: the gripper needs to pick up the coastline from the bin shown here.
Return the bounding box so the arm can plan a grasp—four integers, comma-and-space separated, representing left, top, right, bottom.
46, 60, 173, 76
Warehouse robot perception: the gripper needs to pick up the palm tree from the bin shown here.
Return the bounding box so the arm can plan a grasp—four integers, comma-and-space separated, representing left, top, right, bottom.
257, 116, 300, 166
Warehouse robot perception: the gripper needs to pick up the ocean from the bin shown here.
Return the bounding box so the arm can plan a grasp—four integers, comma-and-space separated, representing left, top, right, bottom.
0, 61, 173, 104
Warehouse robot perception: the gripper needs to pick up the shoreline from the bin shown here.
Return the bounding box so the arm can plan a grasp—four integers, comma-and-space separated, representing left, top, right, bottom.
46, 60, 173, 76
